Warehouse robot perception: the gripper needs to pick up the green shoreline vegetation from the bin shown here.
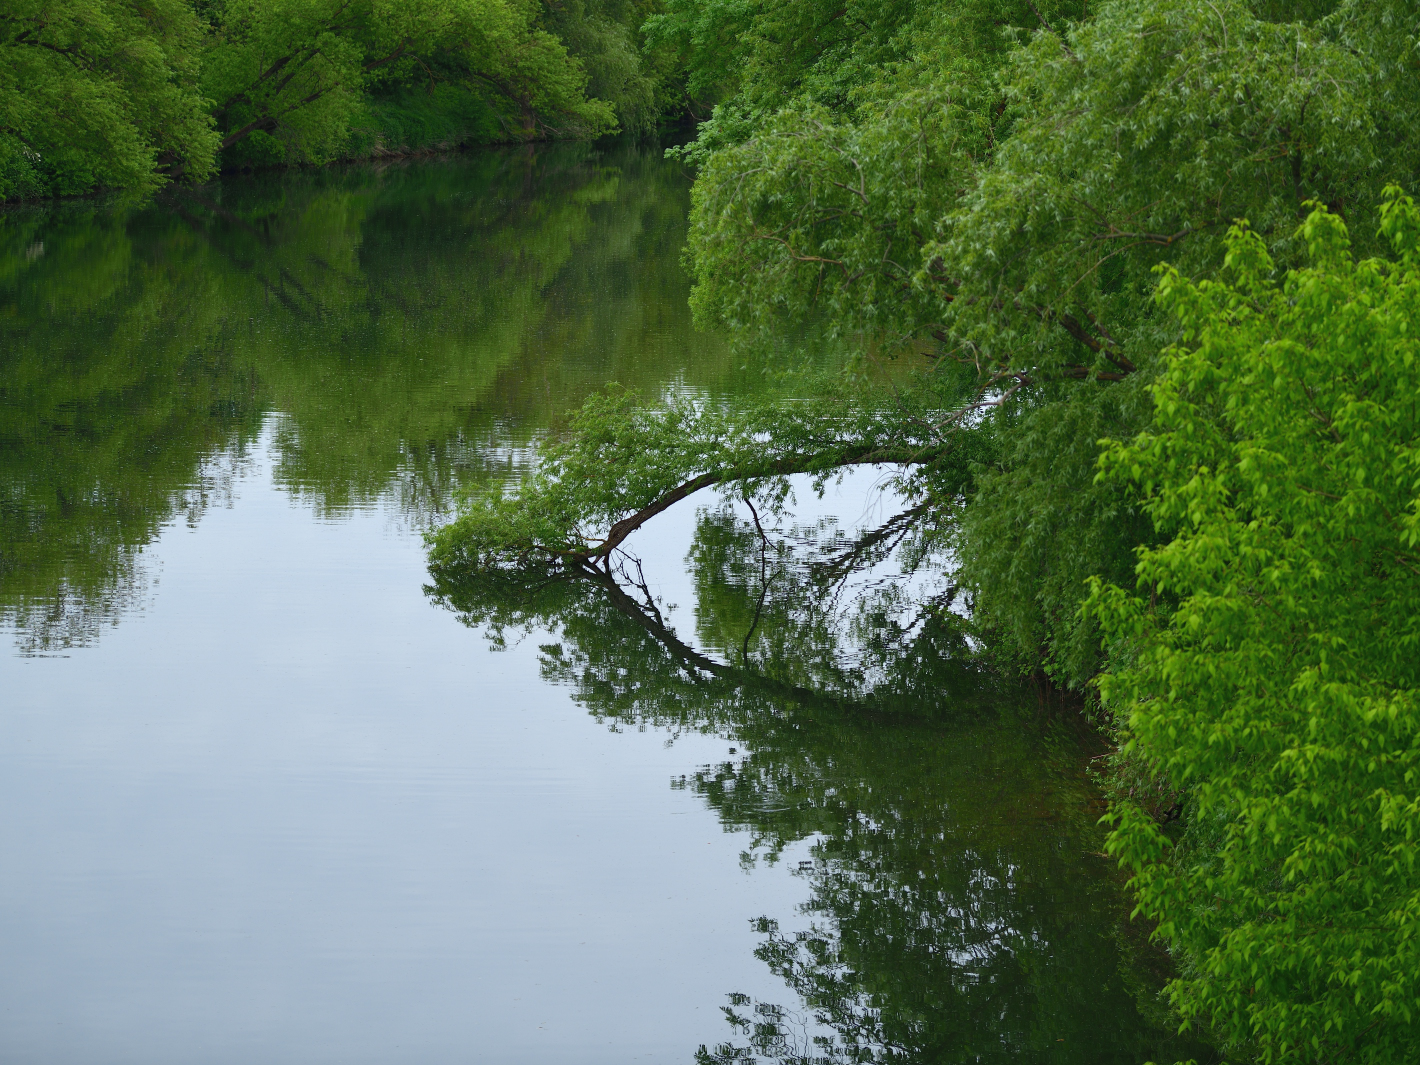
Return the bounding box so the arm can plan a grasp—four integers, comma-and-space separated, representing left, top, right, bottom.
0, 0, 684, 201
8, 0, 1420, 1060
428, 1, 1420, 1060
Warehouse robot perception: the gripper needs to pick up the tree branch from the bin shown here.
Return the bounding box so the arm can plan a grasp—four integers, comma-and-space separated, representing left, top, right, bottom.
575, 443, 950, 562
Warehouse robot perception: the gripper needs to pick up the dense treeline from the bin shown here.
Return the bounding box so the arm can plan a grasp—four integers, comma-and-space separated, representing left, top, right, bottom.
434, 0, 1420, 1059
0, 0, 684, 200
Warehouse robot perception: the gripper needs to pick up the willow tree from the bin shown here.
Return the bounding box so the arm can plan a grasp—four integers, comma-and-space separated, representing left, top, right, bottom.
436, 9, 1420, 1051
443, 0, 1420, 685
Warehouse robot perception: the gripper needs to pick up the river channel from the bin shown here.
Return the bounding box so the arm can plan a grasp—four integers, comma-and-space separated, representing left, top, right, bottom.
1, 145, 1209, 1064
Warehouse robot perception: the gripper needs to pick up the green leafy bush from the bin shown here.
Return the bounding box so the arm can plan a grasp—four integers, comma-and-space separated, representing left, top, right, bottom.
1091, 193, 1420, 1061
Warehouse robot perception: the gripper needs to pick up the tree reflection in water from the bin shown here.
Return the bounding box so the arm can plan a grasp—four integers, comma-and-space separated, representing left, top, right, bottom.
0, 145, 731, 651
427, 502, 1215, 1064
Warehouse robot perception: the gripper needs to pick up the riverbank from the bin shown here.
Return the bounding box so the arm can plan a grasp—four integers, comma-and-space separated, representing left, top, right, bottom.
0, 113, 696, 213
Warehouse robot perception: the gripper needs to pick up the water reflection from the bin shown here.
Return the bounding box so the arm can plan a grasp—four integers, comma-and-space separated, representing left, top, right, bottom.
0, 145, 730, 651
4, 148, 1210, 1062
428, 505, 1213, 1064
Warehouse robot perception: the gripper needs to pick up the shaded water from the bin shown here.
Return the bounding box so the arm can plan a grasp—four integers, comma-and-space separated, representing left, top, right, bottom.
1, 146, 1208, 1063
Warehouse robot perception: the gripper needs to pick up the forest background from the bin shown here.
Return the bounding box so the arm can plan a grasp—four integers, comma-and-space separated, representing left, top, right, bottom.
6, 0, 1420, 1062
0, 0, 683, 200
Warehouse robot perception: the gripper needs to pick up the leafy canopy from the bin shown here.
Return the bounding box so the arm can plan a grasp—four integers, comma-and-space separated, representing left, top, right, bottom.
673, 0, 1420, 685
1091, 194, 1420, 1061
200, 0, 617, 168
1, 0, 218, 198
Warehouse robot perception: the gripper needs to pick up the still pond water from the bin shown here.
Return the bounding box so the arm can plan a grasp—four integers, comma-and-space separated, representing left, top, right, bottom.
1, 146, 1208, 1064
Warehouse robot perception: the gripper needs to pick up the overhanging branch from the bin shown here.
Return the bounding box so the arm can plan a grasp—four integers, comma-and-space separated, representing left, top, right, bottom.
574, 443, 950, 562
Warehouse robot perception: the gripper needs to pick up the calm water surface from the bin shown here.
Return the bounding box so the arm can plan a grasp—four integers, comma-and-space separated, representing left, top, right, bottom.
1, 146, 1207, 1063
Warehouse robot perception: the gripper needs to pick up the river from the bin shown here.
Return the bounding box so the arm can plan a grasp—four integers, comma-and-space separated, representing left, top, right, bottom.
0, 144, 1208, 1064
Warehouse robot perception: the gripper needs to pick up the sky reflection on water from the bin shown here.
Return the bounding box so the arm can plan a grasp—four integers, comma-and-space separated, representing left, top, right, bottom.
1, 146, 1207, 1064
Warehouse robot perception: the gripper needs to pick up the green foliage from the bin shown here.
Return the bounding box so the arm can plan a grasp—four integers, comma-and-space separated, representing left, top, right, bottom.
1, 0, 674, 198
674, 0, 1081, 338
0, 0, 219, 199
542, 0, 675, 137
663, 0, 1420, 688
427, 380, 975, 573
200, 0, 616, 167
944, 0, 1420, 684
1090, 197, 1420, 1060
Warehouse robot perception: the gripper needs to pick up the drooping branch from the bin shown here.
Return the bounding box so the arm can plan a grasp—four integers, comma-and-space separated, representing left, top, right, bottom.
218, 114, 279, 150
551, 562, 891, 716
428, 386, 974, 579
578, 442, 951, 562
591, 471, 720, 559
812, 500, 933, 584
